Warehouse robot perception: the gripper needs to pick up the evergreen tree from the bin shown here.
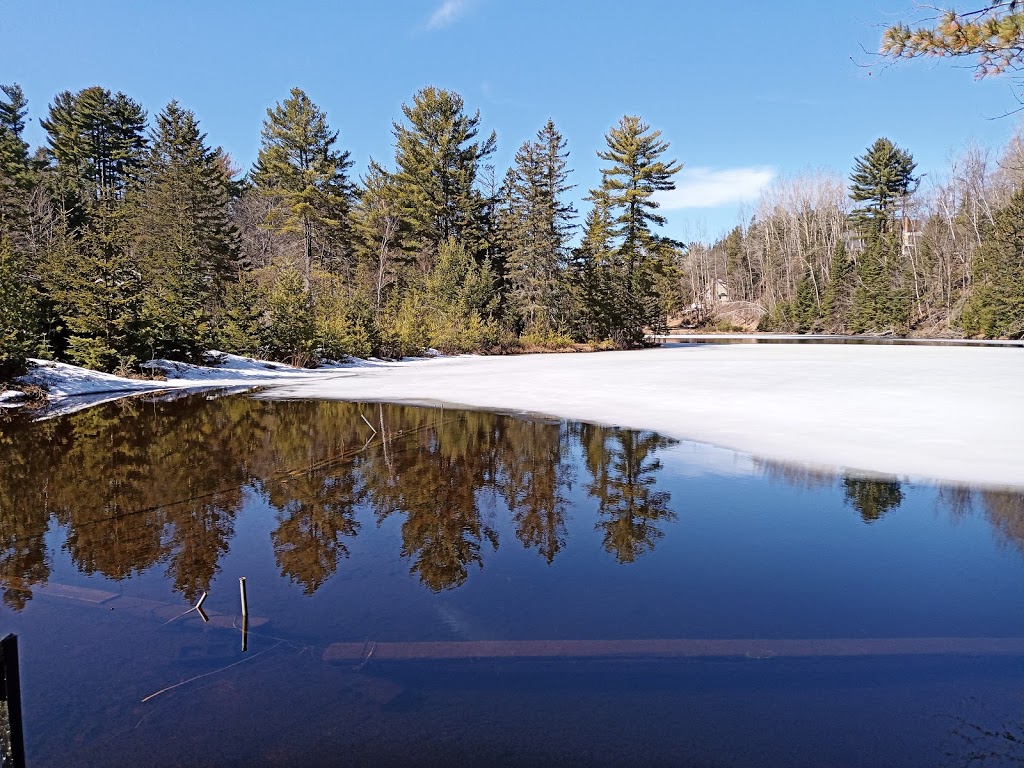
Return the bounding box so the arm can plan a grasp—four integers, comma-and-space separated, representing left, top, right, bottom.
131, 101, 238, 361
390, 87, 497, 262
0, 237, 38, 376
0, 84, 33, 240
585, 115, 682, 345
251, 88, 355, 288
849, 232, 910, 333
40, 87, 148, 369
265, 268, 317, 366
962, 184, 1024, 338
219, 272, 266, 357
791, 264, 819, 332
848, 139, 916, 334
821, 244, 853, 331
849, 138, 917, 234
499, 119, 576, 331
571, 185, 620, 340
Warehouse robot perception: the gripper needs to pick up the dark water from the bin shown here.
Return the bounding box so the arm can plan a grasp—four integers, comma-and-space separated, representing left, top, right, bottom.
2, 393, 1024, 767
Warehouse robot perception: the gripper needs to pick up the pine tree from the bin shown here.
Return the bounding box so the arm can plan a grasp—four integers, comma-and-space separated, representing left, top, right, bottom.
0, 236, 38, 376
850, 232, 910, 334
849, 138, 917, 235
218, 272, 266, 357
265, 268, 317, 366
251, 88, 355, 288
961, 184, 1024, 338
0, 84, 34, 240
791, 265, 819, 332
40, 87, 148, 369
883, 4, 1024, 77
821, 245, 854, 331
499, 119, 576, 332
131, 101, 238, 361
586, 115, 682, 345
848, 139, 916, 334
389, 87, 497, 262
571, 185, 620, 340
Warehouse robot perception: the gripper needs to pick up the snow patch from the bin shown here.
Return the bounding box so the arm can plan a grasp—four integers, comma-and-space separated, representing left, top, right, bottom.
0, 390, 26, 407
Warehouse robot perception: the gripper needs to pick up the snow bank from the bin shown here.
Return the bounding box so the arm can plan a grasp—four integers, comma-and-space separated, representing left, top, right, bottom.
0, 390, 26, 408
15, 354, 367, 411
263, 345, 1024, 490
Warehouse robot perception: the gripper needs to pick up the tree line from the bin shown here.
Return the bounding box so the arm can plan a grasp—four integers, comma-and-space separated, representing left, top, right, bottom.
683, 133, 1024, 337
0, 83, 686, 377
3, 80, 1022, 381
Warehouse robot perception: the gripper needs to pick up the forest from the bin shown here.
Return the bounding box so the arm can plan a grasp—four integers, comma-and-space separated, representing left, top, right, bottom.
1, 80, 1023, 380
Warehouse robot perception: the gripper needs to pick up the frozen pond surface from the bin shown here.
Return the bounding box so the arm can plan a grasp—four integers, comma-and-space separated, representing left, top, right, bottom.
1, 394, 1024, 766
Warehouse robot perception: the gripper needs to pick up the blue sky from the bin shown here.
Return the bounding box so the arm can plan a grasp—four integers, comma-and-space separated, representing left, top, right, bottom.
1, 0, 1020, 241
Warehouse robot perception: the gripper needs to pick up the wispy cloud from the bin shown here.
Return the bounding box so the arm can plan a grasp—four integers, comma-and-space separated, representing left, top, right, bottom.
427, 0, 472, 29
656, 166, 776, 209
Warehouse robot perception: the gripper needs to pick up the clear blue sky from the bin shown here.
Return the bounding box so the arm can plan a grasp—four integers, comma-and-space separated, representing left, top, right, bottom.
1, 0, 1018, 241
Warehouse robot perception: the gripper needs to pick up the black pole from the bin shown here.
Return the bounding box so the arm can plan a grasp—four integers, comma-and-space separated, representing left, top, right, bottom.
0, 634, 26, 768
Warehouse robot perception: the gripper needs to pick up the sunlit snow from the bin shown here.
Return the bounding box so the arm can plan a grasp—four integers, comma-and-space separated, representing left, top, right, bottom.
13, 345, 1023, 489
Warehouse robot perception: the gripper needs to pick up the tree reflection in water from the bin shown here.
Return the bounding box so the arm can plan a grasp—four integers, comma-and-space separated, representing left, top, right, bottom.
580, 424, 677, 564
0, 395, 681, 606
2, 393, 1024, 610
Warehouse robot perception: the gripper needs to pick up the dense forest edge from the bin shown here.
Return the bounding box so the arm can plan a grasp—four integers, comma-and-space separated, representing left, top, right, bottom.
1, 81, 1023, 386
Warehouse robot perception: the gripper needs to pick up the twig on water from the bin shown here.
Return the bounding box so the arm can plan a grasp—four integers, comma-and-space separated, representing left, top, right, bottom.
140, 641, 283, 703
160, 592, 209, 626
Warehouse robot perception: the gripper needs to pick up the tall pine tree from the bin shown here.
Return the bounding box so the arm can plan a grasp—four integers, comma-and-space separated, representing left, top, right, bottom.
131, 101, 238, 361
582, 116, 682, 345
499, 119, 576, 331
389, 87, 496, 264
0, 84, 34, 240
848, 138, 916, 333
251, 88, 355, 289
40, 87, 148, 369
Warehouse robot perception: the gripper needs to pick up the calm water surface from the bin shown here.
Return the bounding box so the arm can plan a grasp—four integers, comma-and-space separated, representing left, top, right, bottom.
1, 393, 1023, 767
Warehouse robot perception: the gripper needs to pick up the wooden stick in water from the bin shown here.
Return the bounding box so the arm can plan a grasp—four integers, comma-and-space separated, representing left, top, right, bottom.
239, 577, 248, 619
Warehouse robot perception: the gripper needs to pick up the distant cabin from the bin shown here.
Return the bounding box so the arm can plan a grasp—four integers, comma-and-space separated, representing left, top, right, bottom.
705, 279, 729, 305
843, 217, 923, 258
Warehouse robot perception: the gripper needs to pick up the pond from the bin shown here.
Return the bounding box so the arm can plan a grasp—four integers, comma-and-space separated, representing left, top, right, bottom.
1, 393, 1023, 767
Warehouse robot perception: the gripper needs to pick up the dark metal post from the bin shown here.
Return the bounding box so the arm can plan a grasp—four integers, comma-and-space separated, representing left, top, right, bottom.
0, 634, 26, 768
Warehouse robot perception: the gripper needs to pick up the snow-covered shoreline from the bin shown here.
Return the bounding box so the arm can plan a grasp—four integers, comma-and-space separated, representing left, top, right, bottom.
5, 345, 1022, 490
1, 353, 385, 417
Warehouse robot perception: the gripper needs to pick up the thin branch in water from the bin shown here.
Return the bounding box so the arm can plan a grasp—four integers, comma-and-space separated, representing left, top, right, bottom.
140, 641, 283, 703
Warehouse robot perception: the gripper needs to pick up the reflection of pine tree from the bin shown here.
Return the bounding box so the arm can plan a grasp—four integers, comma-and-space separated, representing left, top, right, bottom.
842, 477, 903, 523
365, 407, 501, 592
0, 417, 56, 608
0, 531, 50, 610
500, 419, 571, 564
269, 472, 362, 595
164, 499, 238, 602
581, 425, 677, 564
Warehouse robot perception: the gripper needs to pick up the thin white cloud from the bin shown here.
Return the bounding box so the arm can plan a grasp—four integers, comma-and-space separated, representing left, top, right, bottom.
427, 0, 472, 29
656, 166, 776, 209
